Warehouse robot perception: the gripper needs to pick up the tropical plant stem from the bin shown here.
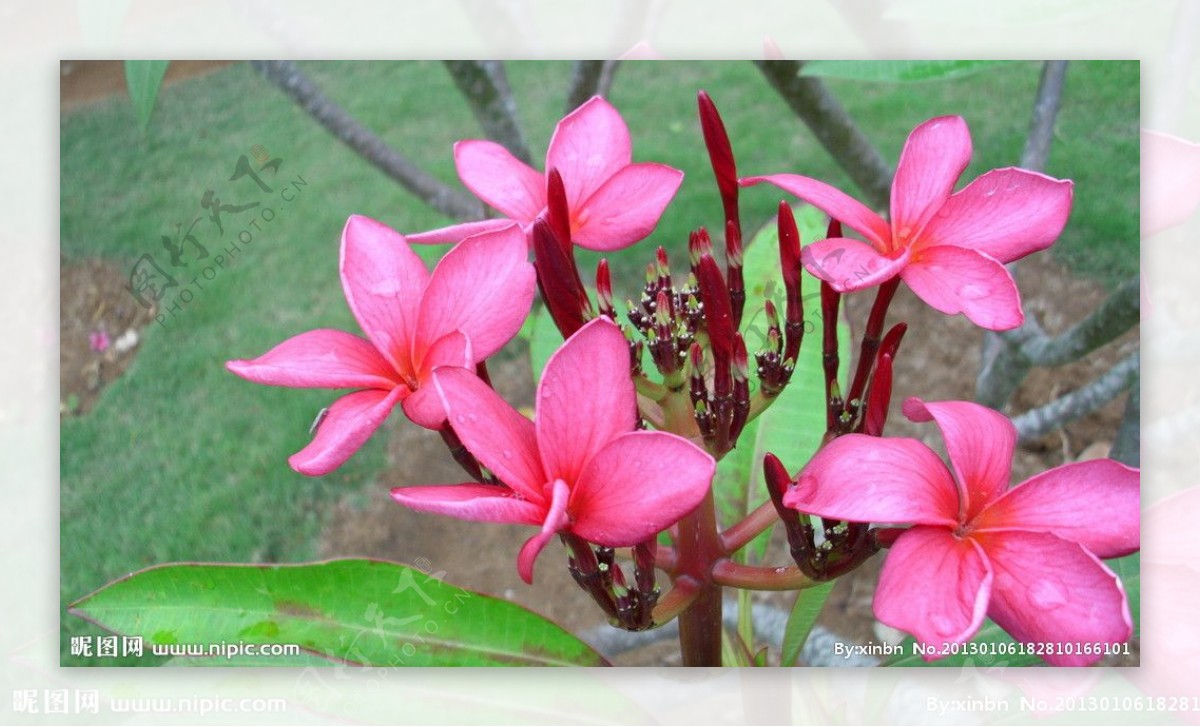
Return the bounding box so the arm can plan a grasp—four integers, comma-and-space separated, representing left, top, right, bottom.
711, 560, 816, 591
673, 488, 725, 666
721, 499, 777, 553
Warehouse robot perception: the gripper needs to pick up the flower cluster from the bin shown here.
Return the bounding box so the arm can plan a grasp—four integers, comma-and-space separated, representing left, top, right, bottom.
228, 90, 1137, 664
781, 398, 1138, 666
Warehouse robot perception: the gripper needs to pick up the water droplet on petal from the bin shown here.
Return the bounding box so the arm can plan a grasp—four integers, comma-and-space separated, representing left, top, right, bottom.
455, 414, 468, 425
1029, 580, 1067, 610
467, 413, 478, 423
502, 449, 513, 460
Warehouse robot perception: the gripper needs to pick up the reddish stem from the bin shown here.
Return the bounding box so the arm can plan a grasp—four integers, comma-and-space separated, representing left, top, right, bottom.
673, 489, 725, 666
844, 276, 900, 413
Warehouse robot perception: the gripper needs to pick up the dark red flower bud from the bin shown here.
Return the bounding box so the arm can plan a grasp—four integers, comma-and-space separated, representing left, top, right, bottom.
726, 219, 745, 329
826, 217, 843, 241
696, 253, 734, 398
545, 168, 573, 255
596, 259, 615, 319
532, 216, 590, 338
697, 90, 740, 236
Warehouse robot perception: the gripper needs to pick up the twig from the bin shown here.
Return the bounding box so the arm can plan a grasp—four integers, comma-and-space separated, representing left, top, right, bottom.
250, 60, 483, 220
566, 61, 622, 112
442, 61, 534, 164
1109, 376, 1140, 467
977, 275, 1139, 408
1012, 351, 1139, 444
1020, 61, 1069, 171
753, 60, 892, 209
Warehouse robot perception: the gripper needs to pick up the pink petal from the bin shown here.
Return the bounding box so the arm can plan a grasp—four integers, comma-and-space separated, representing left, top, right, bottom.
453, 140, 547, 221
900, 245, 1024, 330
226, 328, 399, 390
536, 319, 637, 484
571, 163, 684, 251
415, 224, 535, 362
974, 459, 1140, 559
546, 97, 632, 209
517, 479, 571, 584
800, 237, 908, 292
782, 434, 960, 527
288, 387, 406, 476
390, 483, 545, 526
1142, 129, 1200, 237
978, 529, 1132, 666
890, 116, 971, 239
917, 168, 1073, 263
1143, 486, 1200, 570
740, 175, 890, 249
901, 398, 1015, 521
406, 218, 521, 246
570, 431, 715, 546
874, 525, 992, 653
339, 215, 430, 376
402, 331, 471, 429
431, 367, 544, 502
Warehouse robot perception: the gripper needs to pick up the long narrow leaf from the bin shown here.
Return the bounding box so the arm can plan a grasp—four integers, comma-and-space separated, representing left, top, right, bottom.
124, 60, 170, 129
780, 581, 834, 666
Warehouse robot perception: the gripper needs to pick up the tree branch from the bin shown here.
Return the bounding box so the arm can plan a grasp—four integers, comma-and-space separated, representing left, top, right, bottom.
1109, 375, 1139, 467
442, 61, 534, 165
566, 61, 622, 112
977, 274, 1139, 408
1020, 61, 1069, 171
753, 60, 893, 209
1012, 351, 1139, 444
250, 60, 483, 220
977, 60, 1074, 410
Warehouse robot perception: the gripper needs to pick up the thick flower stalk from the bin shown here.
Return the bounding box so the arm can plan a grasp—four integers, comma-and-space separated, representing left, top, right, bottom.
743, 116, 1074, 330
226, 216, 535, 475
391, 318, 716, 584
409, 96, 684, 252
783, 397, 1139, 665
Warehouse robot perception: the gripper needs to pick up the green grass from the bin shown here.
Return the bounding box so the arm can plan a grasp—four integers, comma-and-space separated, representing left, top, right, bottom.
59, 60, 1138, 665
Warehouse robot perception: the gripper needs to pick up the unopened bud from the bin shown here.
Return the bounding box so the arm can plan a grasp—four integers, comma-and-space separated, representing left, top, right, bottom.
596, 259, 614, 318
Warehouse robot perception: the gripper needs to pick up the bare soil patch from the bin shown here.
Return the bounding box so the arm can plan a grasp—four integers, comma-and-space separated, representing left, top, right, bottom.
60, 258, 156, 416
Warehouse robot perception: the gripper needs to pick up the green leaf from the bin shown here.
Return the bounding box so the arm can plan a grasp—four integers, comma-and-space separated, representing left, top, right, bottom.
70, 559, 609, 667
528, 304, 564, 385
712, 206, 850, 562
124, 60, 170, 129
1110, 552, 1140, 639
799, 60, 1010, 84
780, 580, 834, 666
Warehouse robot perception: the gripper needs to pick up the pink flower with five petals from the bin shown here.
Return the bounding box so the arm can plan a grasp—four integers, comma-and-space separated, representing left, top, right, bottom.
390, 318, 716, 584
782, 398, 1139, 666
742, 116, 1074, 330
226, 215, 535, 476
408, 96, 684, 251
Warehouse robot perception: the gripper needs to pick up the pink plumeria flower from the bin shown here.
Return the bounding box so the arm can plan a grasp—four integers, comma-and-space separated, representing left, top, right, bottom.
391, 318, 716, 584
742, 116, 1074, 330
227, 215, 535, 476
408, 96, 684, 252
1142, 129, 1200, 238
783, 398, 1139, 666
